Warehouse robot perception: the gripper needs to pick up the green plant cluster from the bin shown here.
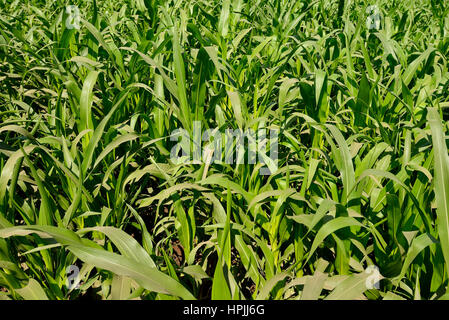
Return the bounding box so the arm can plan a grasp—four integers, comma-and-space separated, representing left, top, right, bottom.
0, 0, 449, 300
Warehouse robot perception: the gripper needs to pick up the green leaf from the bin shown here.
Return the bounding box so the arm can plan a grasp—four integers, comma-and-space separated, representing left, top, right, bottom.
300, 271, 327, 300
354, 73, 370, 127
325, 271, 380, 300
306, 217, 363, 263
67, 245, 195, 300
78, 226, 156, 267
428, 107, 449, 278
394, 233, 437, 283
16, 279, 48, 300
111, 275, 132, 300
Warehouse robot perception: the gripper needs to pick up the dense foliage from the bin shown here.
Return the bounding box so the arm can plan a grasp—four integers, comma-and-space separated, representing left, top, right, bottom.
1, 0, 449, 300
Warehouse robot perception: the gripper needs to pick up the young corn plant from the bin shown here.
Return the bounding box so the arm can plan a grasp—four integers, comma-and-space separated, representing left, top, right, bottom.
0, 0, 449, 300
